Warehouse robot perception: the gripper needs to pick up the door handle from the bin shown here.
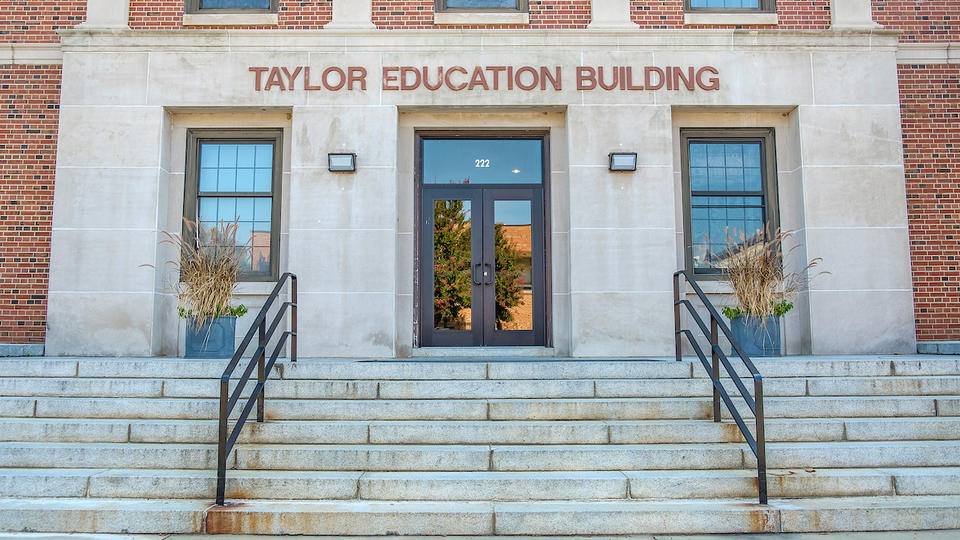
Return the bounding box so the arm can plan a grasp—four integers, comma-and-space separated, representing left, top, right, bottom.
483, 263, 493, 285
472, 263, 482, 286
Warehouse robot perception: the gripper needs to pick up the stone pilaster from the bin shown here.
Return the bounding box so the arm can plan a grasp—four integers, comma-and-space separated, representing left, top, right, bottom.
80, 0, 130, 29
831, 0, 880, 30
327, 0, 375, 29
587, 0, 633, 30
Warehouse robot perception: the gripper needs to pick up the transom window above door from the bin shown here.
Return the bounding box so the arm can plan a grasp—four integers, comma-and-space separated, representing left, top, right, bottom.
436, 0, 529, 12
186, 0, 277, 13
422, 138, 544, 185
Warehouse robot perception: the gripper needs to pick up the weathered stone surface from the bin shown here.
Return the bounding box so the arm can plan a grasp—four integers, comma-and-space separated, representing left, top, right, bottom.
235, 445, 489, 471
0, 377, 163, 398
0, 442, 217, 469
204, 501, 494, 535
806, 376, 960, 396
0, 398, 35, 418
747, 441, 960, 469
627, 469, 894, 499
378, 380, 594, 399
0, 469, 95, 498
0, 419, 130, 443
0, 358, 76, 377
129, 419, 369, 444
595, 377, 805, 398
88, 469, 360, 500
494, 501, 779, 535
491, 444, 743, 471
279, 360, 486, 380
0, 498, 206, 533
359, 471, 627, 501
487, 361, 690, 380
489, 398, 711, 420
369, 420, 607, 445
844, 417, 960, 441
778, 495, 960, 532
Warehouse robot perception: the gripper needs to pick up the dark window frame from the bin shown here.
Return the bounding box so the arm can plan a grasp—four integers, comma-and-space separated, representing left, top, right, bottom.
434, 0, 529, 13
184, 128, 283, 282
684, 0, 775, 14
185, 0, 279, 14
680, 127, 780, 278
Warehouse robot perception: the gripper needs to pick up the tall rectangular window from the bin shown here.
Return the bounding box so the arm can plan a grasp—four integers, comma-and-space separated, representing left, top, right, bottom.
184, 129, 282, 281
681, 128, 779, 275
685, 0, 774, 12
185, 0, 277, 13
435, 0, 528, 12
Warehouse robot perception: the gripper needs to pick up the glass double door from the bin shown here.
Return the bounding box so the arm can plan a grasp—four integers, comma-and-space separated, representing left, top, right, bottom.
421, 186, 545, 346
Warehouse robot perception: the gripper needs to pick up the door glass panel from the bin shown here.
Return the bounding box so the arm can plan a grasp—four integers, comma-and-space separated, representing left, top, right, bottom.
494, 200, 533, 331
433, 200, 473, 331
423, 139, 543, 185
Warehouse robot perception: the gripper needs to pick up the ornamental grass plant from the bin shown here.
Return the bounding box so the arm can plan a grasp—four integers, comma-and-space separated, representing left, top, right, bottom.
161, 219, 249, 330
719, 228, 823, 321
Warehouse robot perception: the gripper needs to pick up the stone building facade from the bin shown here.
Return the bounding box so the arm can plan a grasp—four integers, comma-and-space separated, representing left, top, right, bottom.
0, 0, 956, 358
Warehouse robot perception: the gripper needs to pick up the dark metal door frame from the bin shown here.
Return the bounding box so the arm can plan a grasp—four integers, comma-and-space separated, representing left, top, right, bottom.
414, 131, 551, 348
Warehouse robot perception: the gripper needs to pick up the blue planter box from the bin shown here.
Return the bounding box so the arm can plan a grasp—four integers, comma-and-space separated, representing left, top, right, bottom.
185, 316, 237, 358
729, 315, 781, 357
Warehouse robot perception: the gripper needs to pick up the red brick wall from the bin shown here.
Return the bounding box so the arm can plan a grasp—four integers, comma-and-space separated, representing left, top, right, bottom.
128, 0, 332, 29
373, 1, 591, 29
0, 1, 86, 43
900, 64, 960, 342
0, 65, 60, 344
873, 1, 960, 42
630, 0, 830, 30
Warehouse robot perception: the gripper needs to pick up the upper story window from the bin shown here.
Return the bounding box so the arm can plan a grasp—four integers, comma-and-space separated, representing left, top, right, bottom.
435, 0, 529, 13
185, 0, 278, 13
685, 0, 775, 13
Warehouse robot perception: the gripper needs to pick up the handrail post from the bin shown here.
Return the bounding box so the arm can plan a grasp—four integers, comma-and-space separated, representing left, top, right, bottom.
216, 376, 229, 505
256, 317, 266, 423
673, 273, 682, 362
291, 275, 298, 362
710, 314, 721, 423
754, 375, 768, 504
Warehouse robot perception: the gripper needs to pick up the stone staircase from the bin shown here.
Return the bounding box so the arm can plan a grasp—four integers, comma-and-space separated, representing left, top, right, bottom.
1, 355, 959, 535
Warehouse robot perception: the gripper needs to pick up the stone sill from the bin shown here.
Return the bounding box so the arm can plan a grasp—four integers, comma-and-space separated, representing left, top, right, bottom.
1, 43, 63, 65
684, 12, 779, 26
183, 13, 279, 27
434, 12, 529, 26
896, 42, 960, 65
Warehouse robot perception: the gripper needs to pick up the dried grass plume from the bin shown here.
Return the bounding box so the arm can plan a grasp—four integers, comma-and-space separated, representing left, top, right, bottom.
720, 228, 824, 319
160, 219, 249, 329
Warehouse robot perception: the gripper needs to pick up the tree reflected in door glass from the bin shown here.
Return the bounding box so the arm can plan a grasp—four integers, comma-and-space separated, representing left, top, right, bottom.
433, 200, 473, 330
494, 200, 532, 331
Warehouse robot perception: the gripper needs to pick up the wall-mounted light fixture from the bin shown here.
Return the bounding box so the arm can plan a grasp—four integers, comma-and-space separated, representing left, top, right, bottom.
608, 152, 637, 172
328, 153, 357, 172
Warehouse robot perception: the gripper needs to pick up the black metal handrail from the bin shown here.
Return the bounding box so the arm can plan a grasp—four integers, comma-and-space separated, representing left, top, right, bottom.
673, 270, 767, 504
215, 272, 297, 505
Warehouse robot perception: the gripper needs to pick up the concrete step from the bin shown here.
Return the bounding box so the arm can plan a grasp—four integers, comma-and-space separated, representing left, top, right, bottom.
753, 441, 960, 469
8, 397, 489, 421
12, 395, 953, 422
3, 416, 958, 445
626, 467, 960, 498
4, 356, 959, 381
4, 467, 959, 501
4, 375, 960, 400
486, 396, 954, 420
5, 495, 958, 534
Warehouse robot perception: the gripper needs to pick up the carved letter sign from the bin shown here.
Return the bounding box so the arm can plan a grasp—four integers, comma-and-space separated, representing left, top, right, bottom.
250, 65, 720, 92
